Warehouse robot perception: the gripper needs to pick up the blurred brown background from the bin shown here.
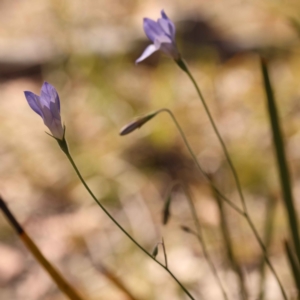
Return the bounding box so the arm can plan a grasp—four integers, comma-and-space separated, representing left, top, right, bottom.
0, 0, 300, 299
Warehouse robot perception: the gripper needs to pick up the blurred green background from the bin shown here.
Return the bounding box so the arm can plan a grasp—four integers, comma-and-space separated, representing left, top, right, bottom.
0, 0, 300, 299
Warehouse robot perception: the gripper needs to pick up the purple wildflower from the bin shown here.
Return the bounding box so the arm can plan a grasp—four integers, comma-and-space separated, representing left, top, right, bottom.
24, 82, 64, 140
136, 10, 180, 64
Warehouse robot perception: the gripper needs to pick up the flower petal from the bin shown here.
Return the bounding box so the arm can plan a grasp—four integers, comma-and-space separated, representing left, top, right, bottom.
137, 10, 179, 63
158, 11, 176, 39
153, 35, 172, 48
41, 106, 63, 139
135, 44, 158, 64
24, 91, 43, 118
143, 18, 165, 42
161, 10, 168, 20
40, 82, 60, 112
41, 106, 54, 129
48, 118, 64, 139
49, 101, 61, 121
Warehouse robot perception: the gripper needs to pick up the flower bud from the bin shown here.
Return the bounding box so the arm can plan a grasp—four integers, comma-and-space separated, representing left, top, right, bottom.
119, 112, 157, 136
162, 194, 172, 225
152, 244, 159, 258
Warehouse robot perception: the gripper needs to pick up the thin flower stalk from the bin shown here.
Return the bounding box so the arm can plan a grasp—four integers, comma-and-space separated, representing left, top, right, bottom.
122, 107, 287, 299
211, 176, 248, 300
176, 183, 229, 300
59, 137, 196, 300
154, 108, 244, 215
176, 58, 248, 214
173, 60, 288, 300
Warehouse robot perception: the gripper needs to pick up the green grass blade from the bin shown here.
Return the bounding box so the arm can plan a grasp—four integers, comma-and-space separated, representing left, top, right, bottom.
260, 56, 300, 266
284, 240, 300, 292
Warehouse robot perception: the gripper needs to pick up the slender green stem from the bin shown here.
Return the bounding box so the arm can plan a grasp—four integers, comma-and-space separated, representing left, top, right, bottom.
174, 59, 287, 300
176, 58, 247, 213
60, 140, 195, 300
157, 108, 244, 216
181, 185, 229, 300
211, 177, 248, 300
246, 213, 287, 299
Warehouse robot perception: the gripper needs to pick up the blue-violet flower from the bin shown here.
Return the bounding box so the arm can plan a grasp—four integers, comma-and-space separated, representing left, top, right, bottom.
24, 82, 64, 140
136, 10, 180, 64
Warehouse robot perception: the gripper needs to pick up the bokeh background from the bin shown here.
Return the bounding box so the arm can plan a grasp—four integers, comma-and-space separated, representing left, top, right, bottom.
0, 0, 300, 299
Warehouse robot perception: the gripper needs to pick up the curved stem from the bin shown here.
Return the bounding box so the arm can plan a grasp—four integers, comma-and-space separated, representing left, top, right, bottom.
246, 213, 287, 299
61, 141, 195, 300
174, 59, 288, 300
177, 59, 247, 213
181, 185, 229, 300
157, 108, 244, 216
212, 179, 248, 300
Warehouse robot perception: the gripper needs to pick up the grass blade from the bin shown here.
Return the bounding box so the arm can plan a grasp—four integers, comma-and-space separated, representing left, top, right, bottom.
260, 57, 300, 269
284, 240, 300, 292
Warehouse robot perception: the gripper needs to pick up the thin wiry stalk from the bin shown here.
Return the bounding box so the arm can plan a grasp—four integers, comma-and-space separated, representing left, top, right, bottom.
157, 108, 244, 216
211, 176, 248, 300
175, 58, 248, 214
175, 57, 288, 299
59, 139, 195, 300
181, 184, 229, 300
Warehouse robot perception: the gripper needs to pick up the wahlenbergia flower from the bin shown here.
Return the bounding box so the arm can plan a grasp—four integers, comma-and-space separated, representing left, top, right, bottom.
24, 82, 64, 140
136, 10, 180, 64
